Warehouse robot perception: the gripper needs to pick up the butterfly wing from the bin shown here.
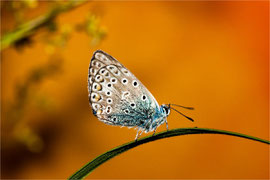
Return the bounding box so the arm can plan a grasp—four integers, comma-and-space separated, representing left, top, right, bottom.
88, 50, 160, 129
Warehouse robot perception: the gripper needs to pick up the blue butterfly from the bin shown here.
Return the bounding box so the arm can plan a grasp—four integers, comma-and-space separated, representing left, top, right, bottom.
88, 50, 193, 140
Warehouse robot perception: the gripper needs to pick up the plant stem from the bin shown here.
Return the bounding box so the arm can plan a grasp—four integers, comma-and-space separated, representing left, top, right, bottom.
68, 127, 269, 179
1, 0, 88, 50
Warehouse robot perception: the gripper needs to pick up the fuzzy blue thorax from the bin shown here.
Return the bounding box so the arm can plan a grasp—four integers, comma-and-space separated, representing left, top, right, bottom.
142, 104, 171, 132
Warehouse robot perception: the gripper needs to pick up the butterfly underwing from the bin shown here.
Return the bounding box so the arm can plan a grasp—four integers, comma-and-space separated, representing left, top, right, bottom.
88, 50, 171, 139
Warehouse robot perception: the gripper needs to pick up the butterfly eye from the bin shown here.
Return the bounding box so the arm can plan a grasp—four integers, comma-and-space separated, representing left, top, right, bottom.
106, 91, 111, 96
130, 103, 136, 108
92, 60, 101, 67
163, 107, 170, 115
100, 69, 106, 74
113, 70, 120, 76
95, 75, 104, 82
112, 117, 117, 122
90, 68, 96, 75
105, 72, 110, 77
107, 98, 113, 104
107, 65, 116, 71
100, 69, 110, 77
107, 83, 112, 88
122, 78, 128, 85
106, 106, 112, 114
92, 83, 102, 91
132, 80, 138, 87
141, 95, 147, 101
110, 78, 117, 84
91, 93, 101, 102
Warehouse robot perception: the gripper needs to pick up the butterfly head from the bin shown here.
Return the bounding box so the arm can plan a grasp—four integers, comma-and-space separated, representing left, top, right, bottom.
160, 104, 171, 117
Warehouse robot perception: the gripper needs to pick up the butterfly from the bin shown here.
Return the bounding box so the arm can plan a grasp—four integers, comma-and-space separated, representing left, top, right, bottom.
88, 50, 193, 140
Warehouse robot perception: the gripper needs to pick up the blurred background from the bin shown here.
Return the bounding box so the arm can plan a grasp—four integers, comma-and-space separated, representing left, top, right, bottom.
1, 1, 269, 179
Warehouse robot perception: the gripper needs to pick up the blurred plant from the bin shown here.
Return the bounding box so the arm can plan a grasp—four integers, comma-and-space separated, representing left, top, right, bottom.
76, 13, 107, 46
44, 23, 74, 54
1, 0, 107, 50
1, 0, 107, 153
10, 57, 62, 123
3, 57, 63, 153
9, 0, 38, 25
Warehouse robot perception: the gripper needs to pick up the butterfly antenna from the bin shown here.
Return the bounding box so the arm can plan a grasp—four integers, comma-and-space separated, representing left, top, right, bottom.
170, 104, 194, 110
170, 107, 194, 122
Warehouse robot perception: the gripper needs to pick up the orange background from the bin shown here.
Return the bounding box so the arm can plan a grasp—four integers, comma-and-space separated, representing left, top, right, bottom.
1, 1, 269, 179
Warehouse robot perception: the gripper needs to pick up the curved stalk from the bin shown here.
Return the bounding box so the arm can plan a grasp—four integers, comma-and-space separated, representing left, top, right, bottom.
69, 127, 269, 179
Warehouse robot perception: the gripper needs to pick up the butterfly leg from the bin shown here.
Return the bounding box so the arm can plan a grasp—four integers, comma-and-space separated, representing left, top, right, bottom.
165, 119, 169, 131
139, 130, 143, 137
135, 128, 143, 141
135, 129, 140, 141
152, 127, 158, 136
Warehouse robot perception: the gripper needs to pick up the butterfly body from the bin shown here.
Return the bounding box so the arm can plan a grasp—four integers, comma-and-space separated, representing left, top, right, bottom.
88, 50, 171, 139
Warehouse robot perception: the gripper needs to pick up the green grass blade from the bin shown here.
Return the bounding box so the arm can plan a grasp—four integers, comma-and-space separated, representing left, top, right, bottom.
68, 127, 270, 179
